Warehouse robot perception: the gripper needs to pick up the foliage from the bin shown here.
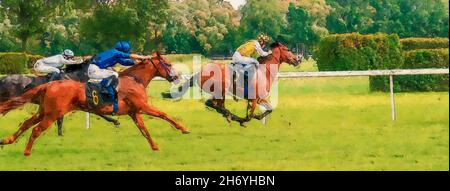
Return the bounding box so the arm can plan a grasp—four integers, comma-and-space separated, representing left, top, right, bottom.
283, 3, 320, 48
0, 0, 57, 51
370, 48, 449, 92
0, 0, 448, 55
325, 0, 449, 38
315, 33, 403, 71
400, 38, 449, 51
239, 0, 287, 42
162, 0, 239, 55
0, 52, 28, 74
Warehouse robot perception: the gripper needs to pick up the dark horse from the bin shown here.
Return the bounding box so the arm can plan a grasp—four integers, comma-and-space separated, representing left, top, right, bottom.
0, 60, 119, 136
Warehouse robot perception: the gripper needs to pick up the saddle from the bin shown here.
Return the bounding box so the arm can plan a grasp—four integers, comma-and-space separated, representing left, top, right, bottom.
85, 76, 119, 114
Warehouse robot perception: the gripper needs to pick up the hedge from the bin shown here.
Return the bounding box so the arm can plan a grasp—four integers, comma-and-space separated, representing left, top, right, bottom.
0, 53, 44, 74
400, 38, 449, 51
0, 52, 29, 74
315, 33, 403, 71
316, 33, 449, 92
370, 48, 449, 92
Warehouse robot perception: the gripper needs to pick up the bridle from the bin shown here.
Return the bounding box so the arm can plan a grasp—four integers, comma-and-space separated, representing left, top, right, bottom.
149, 55, 175, 82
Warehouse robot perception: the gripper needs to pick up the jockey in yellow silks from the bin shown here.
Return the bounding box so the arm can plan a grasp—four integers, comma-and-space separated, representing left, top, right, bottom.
232, 34, 272, 67
231, 34, 272, 99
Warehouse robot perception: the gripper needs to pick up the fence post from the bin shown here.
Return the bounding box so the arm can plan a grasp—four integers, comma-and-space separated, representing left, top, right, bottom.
86, 112, 90, 129
389, 75, 396, 121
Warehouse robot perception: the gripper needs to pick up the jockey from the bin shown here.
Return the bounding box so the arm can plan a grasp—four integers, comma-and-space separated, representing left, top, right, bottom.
34, 49, 83, 81
88, 41, 150, 114
232, 34, 272, 98
232, 34, 272, 68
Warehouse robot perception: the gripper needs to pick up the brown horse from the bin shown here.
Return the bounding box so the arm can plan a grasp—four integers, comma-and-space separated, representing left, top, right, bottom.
163, 42, 301, 126
0, 52, 189, 156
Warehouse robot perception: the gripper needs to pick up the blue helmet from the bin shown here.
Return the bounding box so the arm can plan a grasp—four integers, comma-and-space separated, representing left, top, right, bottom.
115, 41, 131, 53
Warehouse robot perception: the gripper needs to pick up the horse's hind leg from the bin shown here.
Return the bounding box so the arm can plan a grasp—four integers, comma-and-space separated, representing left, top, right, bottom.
0, 111, 43, 145
130, 113, 159, 151
23, 116, 57, 156
56, 117, 64, 136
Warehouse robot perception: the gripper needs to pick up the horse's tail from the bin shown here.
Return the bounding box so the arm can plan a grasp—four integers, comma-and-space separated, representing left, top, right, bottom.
161, 74, 197, 99
0, 84, 48, 115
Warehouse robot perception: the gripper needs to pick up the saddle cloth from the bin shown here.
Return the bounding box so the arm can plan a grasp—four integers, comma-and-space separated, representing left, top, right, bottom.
85, 80, 116, 110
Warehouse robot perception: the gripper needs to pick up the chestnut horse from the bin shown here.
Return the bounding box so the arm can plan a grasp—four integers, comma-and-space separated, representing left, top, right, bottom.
0, 52, 189, 156
163, 42, 301, 126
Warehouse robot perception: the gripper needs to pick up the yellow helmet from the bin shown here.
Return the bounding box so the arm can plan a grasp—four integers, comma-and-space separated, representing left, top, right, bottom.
257, 34, 271, 44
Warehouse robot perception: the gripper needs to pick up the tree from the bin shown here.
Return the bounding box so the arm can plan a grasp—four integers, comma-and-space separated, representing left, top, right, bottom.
325, 0, 449, 38
240, 0, 287, 41
283, 3, 320, 48
0, 0, 56, 51
365, 0, 404, 35
278, 0, 332, 36
162, 0, 239, 54
79, 2, 142, 52
133, 0, 169, 51
325, 0, 376, 34
397, 0, 449, 37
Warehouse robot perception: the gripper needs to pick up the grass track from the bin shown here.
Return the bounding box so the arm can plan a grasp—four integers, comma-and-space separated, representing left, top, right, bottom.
0, 60, 448, 170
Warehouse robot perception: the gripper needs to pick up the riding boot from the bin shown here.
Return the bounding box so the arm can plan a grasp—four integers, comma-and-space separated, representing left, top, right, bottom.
107, 85, 118, 115
101, 76, 119, 115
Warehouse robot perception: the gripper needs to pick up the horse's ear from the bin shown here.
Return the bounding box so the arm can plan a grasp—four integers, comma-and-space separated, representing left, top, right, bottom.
156, 51, 162, 58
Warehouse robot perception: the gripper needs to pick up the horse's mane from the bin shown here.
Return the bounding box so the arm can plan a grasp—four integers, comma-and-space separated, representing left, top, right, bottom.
64, 60, 90, 73
257, 42, 282, 63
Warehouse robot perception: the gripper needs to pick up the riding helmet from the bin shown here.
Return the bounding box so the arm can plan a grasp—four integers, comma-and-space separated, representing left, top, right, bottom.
62, 49, 75, 58
115, 41, 131, 53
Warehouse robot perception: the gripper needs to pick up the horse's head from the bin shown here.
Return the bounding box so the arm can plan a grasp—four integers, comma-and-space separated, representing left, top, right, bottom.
270, 42, 302, 67
148, 52, 180, 83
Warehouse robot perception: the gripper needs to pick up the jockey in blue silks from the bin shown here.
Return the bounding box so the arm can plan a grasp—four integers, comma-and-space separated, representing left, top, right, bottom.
88, 41, 150, 114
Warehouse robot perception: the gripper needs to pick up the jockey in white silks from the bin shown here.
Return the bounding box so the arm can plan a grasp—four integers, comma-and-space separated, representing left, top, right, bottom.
33, 49, 83, 81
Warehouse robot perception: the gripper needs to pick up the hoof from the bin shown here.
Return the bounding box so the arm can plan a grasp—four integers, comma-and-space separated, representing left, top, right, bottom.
24, 151, 31, 157
152, 147, 160, 151
0, 136, 14, 145
225, 115, 232, 123
182, 130, 191, 134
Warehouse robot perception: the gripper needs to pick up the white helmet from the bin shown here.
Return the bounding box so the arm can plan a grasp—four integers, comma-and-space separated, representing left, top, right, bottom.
63, 49, 74, 58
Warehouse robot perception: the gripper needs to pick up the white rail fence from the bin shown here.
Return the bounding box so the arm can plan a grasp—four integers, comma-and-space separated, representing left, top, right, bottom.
85, 68, 449, 128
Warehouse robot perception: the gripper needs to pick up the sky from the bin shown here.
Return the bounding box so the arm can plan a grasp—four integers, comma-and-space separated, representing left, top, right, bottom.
225, 0, 246, 9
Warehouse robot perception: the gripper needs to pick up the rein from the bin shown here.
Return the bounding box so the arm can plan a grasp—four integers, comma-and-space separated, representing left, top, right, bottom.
122, 56, 172, 85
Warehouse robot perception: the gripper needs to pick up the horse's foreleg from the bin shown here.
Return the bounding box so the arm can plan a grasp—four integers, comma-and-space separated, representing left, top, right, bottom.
130, 113, 159, 151
253, 99, 273, 120
23, 116, 56, 156
140, 104, 190, 134
246, 100, 258, 120
56, 118, 63, 136
205, 99, 248, 126
97, 114, 120, 126
0, 112, 42, 145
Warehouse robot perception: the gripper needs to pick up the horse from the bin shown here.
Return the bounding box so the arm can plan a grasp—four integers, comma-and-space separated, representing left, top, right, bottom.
0, 59, 119, 136
162, 42, 301, 126
0, 52, 189, 156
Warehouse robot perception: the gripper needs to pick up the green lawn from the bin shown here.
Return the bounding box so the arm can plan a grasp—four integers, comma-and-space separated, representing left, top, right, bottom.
0, 59, 448, 171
